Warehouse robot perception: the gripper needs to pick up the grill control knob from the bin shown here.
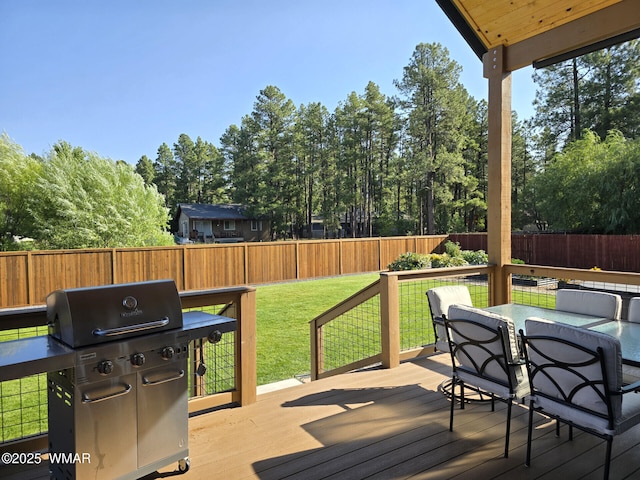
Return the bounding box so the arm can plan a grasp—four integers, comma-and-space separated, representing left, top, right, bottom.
131, 353, 145, 367
161, 346, 175, 360
97, 360, 114, 375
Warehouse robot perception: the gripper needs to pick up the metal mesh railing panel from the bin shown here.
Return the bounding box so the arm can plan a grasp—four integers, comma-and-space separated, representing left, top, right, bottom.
512, 275, 640, 319
511, 275, 559, 308
399, 275, 491, 351
321, 294, 381, 372
192, 331, 236, 395
0, 326, 49, 443
0, 374, 48, 443
183, 304, 237, 397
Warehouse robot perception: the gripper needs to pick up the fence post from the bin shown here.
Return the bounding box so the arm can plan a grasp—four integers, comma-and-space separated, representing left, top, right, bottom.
26, 251, 33, 305
379, 272, 400, 369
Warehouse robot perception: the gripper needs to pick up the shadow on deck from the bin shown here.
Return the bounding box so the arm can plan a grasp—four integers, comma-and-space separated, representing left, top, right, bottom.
4, 353, 640, 479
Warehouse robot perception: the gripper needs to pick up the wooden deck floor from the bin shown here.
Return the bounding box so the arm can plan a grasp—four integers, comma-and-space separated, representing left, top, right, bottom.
5, 353, 640, 479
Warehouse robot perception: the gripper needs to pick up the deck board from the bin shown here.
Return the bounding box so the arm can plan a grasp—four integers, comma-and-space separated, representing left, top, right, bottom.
3, 353, 640, 479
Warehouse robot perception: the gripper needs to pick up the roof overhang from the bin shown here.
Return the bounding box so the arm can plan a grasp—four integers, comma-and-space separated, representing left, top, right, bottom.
436, 0, 640, 70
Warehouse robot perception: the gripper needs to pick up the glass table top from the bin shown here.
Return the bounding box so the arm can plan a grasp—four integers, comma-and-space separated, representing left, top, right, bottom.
485, 304, 640, 366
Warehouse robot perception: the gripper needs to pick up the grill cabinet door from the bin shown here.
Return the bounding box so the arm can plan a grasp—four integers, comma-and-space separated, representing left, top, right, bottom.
136, 360, 189, 468
73, 374, 137, 479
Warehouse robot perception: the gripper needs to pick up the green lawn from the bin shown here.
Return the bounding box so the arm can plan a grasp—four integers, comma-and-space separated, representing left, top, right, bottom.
256, 273, 378, 385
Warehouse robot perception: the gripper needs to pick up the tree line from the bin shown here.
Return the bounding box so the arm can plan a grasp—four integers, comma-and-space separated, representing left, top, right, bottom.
137, 40, 639, 240
137, 43, 490, 240
1, 41, 639, 250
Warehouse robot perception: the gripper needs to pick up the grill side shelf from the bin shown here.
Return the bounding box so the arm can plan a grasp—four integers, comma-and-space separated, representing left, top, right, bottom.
0, 312, 236, 383
181, 311, 237, 342
0, 336, 75, 382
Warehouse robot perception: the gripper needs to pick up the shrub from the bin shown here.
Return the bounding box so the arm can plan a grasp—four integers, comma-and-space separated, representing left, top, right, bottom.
462, 249, 488, 265
388, 243, 488, 271
444, 240, 462, 258
430, 253, 469, 268
387, 252, 431, 271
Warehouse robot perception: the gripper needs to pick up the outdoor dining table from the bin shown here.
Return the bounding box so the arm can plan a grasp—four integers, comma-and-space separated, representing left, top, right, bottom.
485, 304, 640, 367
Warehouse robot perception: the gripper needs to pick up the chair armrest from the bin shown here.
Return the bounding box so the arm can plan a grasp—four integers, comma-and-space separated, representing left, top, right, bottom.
622, 379, 640, 393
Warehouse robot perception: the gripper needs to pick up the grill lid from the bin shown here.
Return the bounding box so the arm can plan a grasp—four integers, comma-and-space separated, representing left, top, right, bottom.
47, 280, 183, 348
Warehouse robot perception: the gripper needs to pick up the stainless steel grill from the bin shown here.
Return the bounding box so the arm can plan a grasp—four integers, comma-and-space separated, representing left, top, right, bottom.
45, 280, 235, 480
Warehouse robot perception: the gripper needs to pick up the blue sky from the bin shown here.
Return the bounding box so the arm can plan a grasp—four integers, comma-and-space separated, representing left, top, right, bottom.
1, 0, 536, 164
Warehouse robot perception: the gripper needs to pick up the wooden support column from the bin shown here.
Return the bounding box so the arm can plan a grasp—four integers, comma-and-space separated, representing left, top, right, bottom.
380, 273, 400, 369
484, 45, 512, 306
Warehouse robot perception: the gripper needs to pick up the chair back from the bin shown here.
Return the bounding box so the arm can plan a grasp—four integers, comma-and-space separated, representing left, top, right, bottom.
522, 318, 622, 431
445, 305, 524, 395
427, 286, 473, 352
556, 289, 622, 319
627, 297, 640, 323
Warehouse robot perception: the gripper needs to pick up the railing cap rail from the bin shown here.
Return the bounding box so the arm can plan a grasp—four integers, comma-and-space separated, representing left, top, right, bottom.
381, 264, 496, 280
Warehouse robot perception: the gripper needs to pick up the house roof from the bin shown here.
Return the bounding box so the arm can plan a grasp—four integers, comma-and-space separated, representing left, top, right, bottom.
436, 0, 640, 70
177, 203, 249, 221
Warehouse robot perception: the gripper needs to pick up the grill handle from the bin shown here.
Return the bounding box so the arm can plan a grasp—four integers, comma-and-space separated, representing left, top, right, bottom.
92, 317, 170, 337
142, 369, 185, 386
81, 383, 132, 404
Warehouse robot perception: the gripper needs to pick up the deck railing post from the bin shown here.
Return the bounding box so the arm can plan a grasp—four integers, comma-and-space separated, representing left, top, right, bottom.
380, 272, 400, 369
310, 319, 322, 380
236, 288, 257, 405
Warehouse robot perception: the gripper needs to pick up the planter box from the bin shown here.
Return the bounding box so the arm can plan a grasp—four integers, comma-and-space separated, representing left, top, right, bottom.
512, 276, 557, 287
466, 275, 556, 287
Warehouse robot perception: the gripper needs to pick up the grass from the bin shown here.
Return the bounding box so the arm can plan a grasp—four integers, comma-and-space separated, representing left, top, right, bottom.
255, 273, 378, 385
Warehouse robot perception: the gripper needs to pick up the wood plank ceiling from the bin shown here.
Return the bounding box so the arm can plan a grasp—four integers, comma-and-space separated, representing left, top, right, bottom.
437, 0, 640, 70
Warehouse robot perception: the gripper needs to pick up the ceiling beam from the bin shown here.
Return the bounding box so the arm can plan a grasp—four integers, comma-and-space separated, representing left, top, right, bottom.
533, 27, 640, 69
505, 0, 640, 71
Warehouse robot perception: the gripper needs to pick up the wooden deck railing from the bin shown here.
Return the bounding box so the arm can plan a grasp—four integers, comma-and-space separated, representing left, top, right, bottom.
0, 286, 256, 451
310, 265, 496, 380
311, 264, 640, 380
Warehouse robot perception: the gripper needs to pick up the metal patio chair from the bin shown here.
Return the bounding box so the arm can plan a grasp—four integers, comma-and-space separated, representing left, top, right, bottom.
444, 304, 530, 458
521, 318, 640, 480
427, 286, 491, 402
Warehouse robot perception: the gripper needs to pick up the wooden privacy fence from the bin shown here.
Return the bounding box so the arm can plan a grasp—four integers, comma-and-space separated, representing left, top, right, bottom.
449, 233, 640, 272
5, 233, 639, 309
0, 236, 448, 308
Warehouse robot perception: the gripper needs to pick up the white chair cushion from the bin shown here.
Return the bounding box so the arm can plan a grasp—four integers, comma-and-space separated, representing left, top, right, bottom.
427, 286, 473, 318
427, 286, 473, 352
448, 304, 528, 399
556, 289, 622, 319
449, 304, 520, 363
525, 318, 622, 425
627, 297, 640, 323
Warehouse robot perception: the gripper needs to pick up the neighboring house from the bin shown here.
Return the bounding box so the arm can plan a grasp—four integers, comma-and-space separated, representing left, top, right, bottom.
175, 204, 269, 243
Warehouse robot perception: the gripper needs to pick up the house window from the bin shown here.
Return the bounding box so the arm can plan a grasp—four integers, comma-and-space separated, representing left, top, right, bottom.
251, 220, 262, 231
224, 220, 235, 231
